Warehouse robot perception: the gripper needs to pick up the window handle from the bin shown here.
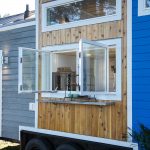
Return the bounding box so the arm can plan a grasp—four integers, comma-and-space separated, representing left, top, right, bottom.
49, 87, 58, 93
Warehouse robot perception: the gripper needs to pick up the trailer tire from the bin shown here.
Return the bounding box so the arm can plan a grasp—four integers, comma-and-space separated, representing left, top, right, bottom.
56, 143, 83, 150
25, 138, 53, 150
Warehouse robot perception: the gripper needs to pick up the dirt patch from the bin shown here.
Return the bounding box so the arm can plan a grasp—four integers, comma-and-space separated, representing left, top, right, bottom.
0, 140, 20, 150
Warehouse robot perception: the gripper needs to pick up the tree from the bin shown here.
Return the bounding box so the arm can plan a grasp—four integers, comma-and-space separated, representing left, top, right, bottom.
47, 2, 82, 25
130, 124, 150, 150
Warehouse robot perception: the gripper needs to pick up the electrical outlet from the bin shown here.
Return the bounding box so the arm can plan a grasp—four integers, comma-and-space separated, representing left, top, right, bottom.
29, 103, 35, 111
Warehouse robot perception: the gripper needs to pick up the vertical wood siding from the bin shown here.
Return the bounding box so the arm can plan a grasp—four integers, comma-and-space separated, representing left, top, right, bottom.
38, 0, 128, 141
0, 25, 35, 140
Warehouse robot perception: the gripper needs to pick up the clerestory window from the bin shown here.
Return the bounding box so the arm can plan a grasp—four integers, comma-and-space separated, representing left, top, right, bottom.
42, 0, 122, 32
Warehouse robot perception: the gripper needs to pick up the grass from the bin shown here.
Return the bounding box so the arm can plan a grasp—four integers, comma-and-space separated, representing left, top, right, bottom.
0, 140, 20, 150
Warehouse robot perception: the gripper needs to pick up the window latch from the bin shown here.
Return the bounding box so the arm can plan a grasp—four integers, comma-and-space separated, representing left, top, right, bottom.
20, 58, 23, 63
20, 85, 23, 91
78, 85, 80, 91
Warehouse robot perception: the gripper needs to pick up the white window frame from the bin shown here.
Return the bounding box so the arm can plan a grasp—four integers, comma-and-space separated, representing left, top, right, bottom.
48, 49, 78, 93
42, 0, 122, 32
138, 0, 150, 16
79, 39, 108, 95
18, 47, 38, 93
18, 47, 23, 93
42, 38, 122, 101
0, 50, 2, 137
18, 47, 51, 93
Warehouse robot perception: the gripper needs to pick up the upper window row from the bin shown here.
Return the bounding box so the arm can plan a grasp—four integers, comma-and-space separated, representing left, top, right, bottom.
42, 0, 122, 32
138, 0, 150, 16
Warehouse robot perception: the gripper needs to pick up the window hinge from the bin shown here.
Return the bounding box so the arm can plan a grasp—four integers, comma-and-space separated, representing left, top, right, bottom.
20, 85, 23, 91
78, 85, 80, 91
20, 58, 22, 63
1, 56, 3, 64
79, 52, 81, 58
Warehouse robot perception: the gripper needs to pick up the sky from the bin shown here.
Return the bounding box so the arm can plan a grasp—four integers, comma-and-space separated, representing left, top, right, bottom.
0, 0, 35, 17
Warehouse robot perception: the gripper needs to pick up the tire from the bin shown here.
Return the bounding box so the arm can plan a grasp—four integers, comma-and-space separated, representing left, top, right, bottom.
56, 143, 83, 150
25, 138, 53, 150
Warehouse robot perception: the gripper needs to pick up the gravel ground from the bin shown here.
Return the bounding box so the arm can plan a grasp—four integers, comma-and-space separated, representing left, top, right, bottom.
0, 140, 20, 150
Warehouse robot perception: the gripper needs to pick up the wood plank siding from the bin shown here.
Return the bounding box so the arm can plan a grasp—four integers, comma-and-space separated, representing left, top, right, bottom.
38, 0, 127, 141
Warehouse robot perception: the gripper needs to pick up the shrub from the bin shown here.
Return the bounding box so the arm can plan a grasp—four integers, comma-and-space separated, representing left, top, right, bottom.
131, 124, 150, 150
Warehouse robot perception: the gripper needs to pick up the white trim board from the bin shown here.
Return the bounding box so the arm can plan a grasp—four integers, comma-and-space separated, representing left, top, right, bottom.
19, 126, 138, 150
127, 0, 133, 141
0, 50, 3, 137
18, 47, 22, 94
35, 0, 39, 129
0, 21, 35, 32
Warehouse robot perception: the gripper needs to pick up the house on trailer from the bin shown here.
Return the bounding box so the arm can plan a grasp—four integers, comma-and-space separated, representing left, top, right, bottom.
0, 5, 35, 140
132, 0, 150, 131
8, 0, 149, 149
18, 0, 138, 149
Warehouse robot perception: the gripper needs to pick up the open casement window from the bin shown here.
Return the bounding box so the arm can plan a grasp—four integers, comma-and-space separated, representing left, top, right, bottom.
18, 47, 51, 93
78, 39, 121, 99
79, 39, 108, 96
19, 39, 121, 100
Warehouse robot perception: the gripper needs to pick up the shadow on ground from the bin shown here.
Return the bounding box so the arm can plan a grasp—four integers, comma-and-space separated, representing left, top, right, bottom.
1, 145, 20, 150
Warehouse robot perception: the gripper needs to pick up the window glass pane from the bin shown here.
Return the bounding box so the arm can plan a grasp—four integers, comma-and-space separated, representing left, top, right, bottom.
22, 49, 51, 92
82, 43, 106, 92
145, 0, 150, 8
47, 0, 116, 26
52, 51, 77, 91
41, 52, 51, 91
109, 48, 116, 92
22, 49, 36, 91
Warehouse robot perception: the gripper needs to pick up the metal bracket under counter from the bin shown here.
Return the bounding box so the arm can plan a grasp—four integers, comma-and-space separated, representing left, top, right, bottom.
38, 99, 115, 106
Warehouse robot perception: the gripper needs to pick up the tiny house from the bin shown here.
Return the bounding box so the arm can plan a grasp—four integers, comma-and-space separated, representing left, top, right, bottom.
0, 0, 149, 149
0, 6, 35, 139
18, 0, 139, 150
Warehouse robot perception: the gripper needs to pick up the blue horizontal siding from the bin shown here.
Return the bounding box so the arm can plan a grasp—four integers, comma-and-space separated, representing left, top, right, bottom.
132, 0, 150, 132
133, 45, 150, 54
133, 20, 150, 30
0, 25, 35, 140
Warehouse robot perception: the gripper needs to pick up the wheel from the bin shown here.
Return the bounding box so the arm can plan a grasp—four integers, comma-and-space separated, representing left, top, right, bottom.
56, 143, 83, 150
25, 138, 53, 150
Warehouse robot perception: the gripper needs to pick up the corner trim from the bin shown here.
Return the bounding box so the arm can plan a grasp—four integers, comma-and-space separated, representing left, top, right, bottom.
0, 50, 3, 137
127, 0, 132, 141
35, 0, 39, 128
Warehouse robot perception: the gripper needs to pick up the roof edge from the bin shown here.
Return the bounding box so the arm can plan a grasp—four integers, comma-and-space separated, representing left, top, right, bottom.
0, 20, 35, 32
